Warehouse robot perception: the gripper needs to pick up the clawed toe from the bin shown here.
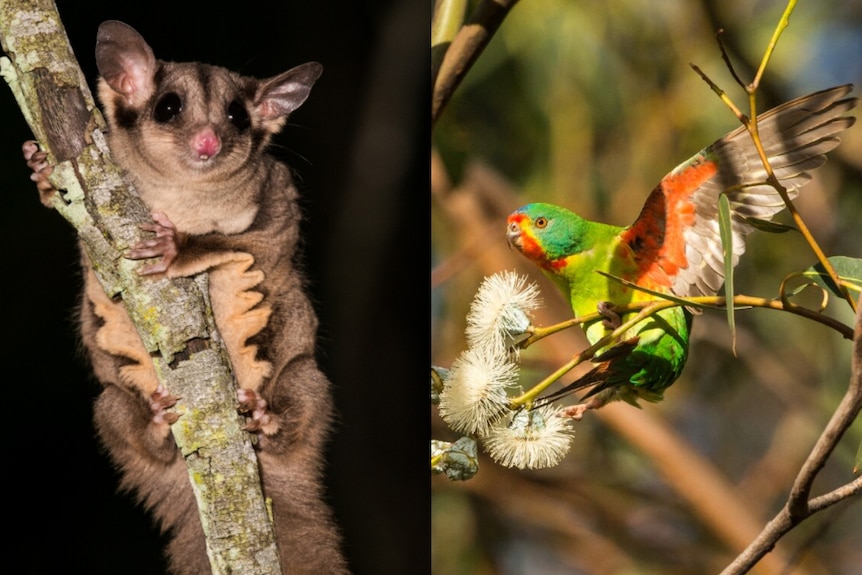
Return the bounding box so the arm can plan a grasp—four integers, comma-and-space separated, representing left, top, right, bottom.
597, 301, 622, 330
238, 389, 270, 430
149, 385, 179, 425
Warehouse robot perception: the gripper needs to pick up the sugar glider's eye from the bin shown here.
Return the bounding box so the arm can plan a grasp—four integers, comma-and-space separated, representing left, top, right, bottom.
154, 93, 183, 123
227, 100, 250, 130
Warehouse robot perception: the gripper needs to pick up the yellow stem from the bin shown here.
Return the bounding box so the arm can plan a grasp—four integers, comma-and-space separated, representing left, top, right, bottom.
749, 0, 855, 310
525, 293, 852, 347
690, 64, 747, 123
743, 105, 856, 312
751, 0, 797, 91
521, 316, 583, 346
692, 0, 855, 313
512, 293, 852, 407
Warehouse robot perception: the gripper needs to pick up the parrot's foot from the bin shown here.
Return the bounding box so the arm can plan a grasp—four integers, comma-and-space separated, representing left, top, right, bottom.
561, 396, 605, 421
597, 301, 622, 330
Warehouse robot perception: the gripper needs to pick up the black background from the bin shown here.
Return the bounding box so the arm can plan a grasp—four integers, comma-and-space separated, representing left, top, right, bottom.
0, 1, 427, 573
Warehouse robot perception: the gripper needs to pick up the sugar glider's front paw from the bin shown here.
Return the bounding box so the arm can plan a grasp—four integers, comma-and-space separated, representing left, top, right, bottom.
149, 384, 180, 425
237, 388, 279, 436
22, 140, 58, 205
126, 211, 181, 275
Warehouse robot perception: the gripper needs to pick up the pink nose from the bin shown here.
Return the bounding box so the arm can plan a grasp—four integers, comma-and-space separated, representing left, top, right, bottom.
193, 127, 221, 159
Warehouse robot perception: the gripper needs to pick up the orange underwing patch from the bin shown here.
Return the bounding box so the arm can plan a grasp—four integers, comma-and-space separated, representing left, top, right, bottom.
621, 158, 717, 289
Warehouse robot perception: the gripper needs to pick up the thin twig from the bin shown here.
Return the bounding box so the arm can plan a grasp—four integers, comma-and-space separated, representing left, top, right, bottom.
787, 372, 862, 517
808, 476, 862, 513
690, 64, 748, 123
431, 0, 468, 88
750, 0, 797, 91
523, 294, 854, 351
716, 29, 747, 90
694, 0, 855, 313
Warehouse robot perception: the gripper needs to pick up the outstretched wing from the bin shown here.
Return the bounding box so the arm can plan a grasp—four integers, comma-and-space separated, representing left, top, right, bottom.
619, 85, 857, 297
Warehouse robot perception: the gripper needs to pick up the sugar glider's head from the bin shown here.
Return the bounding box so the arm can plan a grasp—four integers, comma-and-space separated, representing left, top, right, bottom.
94, 20, 321, 183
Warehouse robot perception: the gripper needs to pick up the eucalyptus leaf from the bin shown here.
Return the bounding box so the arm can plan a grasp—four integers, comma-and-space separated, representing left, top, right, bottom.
802, 256, 862, 298
719, 194, 736, 354
743, 216, 798, 234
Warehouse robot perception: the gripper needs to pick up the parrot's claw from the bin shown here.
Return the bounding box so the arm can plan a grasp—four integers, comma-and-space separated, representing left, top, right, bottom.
562, 395, 607, 421
597, 301, 622, 330
562, 403, 591, 421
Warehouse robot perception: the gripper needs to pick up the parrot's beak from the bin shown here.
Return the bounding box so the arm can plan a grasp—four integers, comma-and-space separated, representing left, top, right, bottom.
506, 221, 522, 251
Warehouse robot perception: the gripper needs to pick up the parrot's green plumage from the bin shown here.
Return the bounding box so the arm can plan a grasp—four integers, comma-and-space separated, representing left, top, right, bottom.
507, 85, 858, 417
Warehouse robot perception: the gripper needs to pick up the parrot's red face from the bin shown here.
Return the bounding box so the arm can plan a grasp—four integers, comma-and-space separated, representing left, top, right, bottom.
507, 203, 591, 272
505, 212, 528, 251
507, 210, 552, 268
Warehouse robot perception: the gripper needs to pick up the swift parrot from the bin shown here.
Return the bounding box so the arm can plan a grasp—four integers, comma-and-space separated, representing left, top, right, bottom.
506, 85, 857, 418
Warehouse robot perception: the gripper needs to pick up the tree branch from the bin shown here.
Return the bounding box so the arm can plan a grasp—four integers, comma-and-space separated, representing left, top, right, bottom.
431, 0, 520, 127
720, 293, 862, 575
0, 2, 281, 573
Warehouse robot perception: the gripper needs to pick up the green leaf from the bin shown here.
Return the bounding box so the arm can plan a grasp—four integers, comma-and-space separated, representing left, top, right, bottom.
801, 256, 862, 298
719, 194, 736, 355
743, 216, 798, 234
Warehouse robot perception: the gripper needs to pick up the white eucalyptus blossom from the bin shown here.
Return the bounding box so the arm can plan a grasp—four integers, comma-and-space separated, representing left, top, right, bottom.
466, 271, 541, 356
483, 405, 575, 469
438, 346, 517, 436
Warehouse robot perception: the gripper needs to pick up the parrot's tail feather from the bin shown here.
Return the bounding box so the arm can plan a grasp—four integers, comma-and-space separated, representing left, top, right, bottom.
535, 338, 640, 407
535, 362, 618, 406
534, 365, 607, 407
592, 337, 640, 362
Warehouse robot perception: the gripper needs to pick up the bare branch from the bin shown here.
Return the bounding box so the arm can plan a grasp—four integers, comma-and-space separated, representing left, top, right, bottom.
721, 293, 862, 574
431, 0, 520, 127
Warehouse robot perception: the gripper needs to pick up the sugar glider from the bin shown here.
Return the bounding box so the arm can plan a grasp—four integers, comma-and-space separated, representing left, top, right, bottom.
24, 20, 348, 575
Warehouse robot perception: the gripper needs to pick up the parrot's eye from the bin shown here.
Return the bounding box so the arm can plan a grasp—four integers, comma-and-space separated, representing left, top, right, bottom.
535, 217, 548, 228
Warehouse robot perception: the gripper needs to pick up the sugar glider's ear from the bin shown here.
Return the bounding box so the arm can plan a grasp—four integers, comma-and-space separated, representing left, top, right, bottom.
255, 62, 323, 132
95, 20, 157, 106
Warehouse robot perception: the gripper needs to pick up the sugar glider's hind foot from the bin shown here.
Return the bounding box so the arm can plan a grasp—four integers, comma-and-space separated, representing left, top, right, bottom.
22, 140, 58, 205
237, 388, 279, 435
150, 384, 180, 425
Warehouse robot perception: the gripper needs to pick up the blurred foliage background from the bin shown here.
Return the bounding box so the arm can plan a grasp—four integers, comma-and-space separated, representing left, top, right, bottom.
431, 1, 862, 574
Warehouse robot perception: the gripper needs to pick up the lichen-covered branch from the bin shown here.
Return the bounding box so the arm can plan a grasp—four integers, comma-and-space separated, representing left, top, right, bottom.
0, 1, 281, 573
